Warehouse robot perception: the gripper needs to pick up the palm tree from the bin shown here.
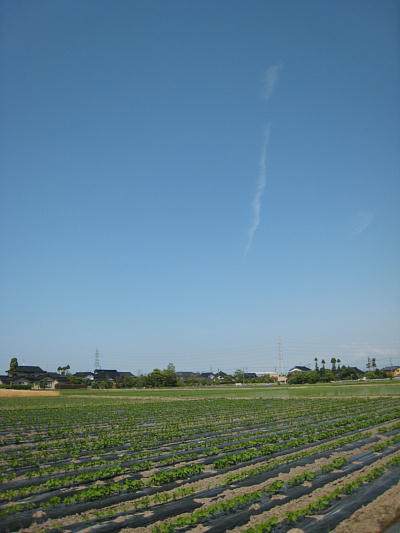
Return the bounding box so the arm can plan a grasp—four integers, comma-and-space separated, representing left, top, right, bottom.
337, 358, 341, 370
321, 359, 326, 373
314, 357, 319, 371
330, 357, 337, 372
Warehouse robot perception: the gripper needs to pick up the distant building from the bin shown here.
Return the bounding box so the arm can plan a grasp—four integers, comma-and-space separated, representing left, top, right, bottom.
7, 365, 45, 377
3, 364, 69, 389
382, 366, 400, 378
287, 366, 312, 374
73, 372, 95, 381
93, 369, 135, 386
200, 372, 215, 381
32, 374, 68, 389
243, 372, 257, 380
176, 372, 199, 382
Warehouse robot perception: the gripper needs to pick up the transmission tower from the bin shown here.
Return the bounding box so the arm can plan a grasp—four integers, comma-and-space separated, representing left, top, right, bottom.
94, 348, 101, 371
276, 337, 285, 375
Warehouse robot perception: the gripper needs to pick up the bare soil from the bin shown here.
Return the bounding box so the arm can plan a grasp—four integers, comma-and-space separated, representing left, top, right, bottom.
331, 481, 400, 533
0, 389, 59, 397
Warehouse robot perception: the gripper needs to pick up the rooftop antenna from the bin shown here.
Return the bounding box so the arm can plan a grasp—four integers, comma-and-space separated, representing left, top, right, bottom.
94, 348, 101, 372
276, 337, 285, 375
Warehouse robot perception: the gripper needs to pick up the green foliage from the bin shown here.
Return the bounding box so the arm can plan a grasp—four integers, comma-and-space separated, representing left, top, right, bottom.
149, 464, 205, 485
373, 434, 400, 452
321, 457, 347, 472
244, 517, 279, 533
266, 480, 284, 495
8, 357, 18, 380
286, 470, 316, 485
287, 371, 321, 384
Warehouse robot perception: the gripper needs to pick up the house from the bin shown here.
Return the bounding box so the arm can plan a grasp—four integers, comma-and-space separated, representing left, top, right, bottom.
94, 369, 119, 385
256, 371, 286, 384
287, 366, 312, 374
93, 369, 134, 385
12, 377, 33, 386
200, 372, 215, 381
118, 372, 135, 379
6, 365, 47, 387
32, 374, 69, 390
382, 366, 400, 378
7, 365, 45, 377
176, 372, 199, 383
3, 362, 76, 389
73, 372, 95, 381
214, 371, 233, 382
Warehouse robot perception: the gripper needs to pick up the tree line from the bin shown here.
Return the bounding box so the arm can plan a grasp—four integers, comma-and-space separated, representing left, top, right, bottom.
287, 357, 389, 384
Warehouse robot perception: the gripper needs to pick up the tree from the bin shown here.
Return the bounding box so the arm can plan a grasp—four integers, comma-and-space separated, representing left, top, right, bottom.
260, 374, 277, 384
288, 371, 320, 384
167, 362, 176, 373
234, 369, 245, 383
314, 358, 319, 371
330, 358, 337, 372
8, 357, 19, 380
371, 358, 377, 370
337, 366, 363, 381
321, 359, 326, 372
337, 358, 341, 370
162, 366, 178, 387
146, 369, 165, 387
121, 375, 136, 388
57, 365, 70, 376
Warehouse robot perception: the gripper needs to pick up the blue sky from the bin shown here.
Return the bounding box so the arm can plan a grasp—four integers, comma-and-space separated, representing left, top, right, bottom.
1, 0, 399, 374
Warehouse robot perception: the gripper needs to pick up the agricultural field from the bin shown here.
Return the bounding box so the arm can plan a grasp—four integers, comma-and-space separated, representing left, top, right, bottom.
1, 392, 400, 532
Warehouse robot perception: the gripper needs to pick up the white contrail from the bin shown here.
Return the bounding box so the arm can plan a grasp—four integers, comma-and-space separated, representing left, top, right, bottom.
244, 64, 282, 256
244, 124, 271, 256
264, 64, 283, 101
352, 210, 374, 236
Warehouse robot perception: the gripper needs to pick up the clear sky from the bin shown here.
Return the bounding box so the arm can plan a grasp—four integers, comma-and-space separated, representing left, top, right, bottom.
1, 0, 399, 374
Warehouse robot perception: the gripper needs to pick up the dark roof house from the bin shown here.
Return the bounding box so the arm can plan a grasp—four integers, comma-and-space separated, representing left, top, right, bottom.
7, 365, 44, 376
32, 373, 69, 390
93, 370, 134, 382
94, 369, 119, 381
74, 372, 95, 380
118, 372, 135, 378
176, 372, 199, 382
287, 366, 312, 374
200, 372, 215, 380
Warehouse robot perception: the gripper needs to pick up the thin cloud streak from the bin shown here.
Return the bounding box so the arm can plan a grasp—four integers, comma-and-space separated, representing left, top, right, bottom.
264, 64, 283, 101
244, 124, 271, 256
352, 210, 374, 236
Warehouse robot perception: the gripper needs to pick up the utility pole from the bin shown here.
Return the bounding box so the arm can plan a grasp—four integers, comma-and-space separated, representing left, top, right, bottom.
277, 337, 284, 376
94, 348, 101, 372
